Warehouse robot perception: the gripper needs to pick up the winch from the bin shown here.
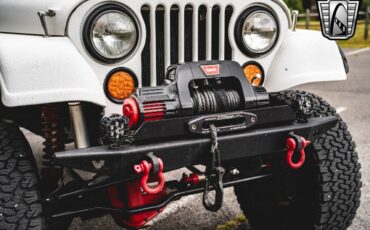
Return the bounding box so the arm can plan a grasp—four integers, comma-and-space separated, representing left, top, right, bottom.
123, 61, 269, 129
109, 61, 272, 214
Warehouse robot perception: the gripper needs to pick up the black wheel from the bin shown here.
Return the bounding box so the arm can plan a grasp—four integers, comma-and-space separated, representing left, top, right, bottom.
234, 90, 361, 230
0, 121, 44, 230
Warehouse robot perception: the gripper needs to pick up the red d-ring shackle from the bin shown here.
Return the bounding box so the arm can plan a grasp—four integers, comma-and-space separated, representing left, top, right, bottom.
286, 134, 311, 170
134, 158, 165, 194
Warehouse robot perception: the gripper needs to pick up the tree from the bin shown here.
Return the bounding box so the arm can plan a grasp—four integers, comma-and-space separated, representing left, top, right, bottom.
283, 0, 303, 12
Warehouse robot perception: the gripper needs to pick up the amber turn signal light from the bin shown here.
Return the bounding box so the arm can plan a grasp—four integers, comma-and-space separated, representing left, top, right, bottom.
105, 69, 137, 103
243, 62, 264, 86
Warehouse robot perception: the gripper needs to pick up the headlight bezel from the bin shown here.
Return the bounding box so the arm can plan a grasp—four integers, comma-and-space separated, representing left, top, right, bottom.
82, 3, 139, 64
235, 6, 279, 58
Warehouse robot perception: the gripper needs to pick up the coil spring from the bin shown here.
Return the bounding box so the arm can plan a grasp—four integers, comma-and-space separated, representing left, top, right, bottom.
40, 105, 65, 187
191, 87, 242, 114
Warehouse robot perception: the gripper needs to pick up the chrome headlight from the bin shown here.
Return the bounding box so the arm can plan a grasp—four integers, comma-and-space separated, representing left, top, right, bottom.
235, 6, 279, 57
83, 4, 138, 63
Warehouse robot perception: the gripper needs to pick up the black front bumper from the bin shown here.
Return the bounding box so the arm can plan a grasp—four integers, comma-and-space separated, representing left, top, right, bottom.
54, 115, 337, 175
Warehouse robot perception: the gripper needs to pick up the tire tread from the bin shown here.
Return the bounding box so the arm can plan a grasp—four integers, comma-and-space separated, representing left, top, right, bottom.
0, 121, 43, 230
236, 90, 361, 230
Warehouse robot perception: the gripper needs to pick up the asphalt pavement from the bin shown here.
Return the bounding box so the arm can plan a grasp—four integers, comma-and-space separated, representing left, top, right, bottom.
24, 48, 370, 230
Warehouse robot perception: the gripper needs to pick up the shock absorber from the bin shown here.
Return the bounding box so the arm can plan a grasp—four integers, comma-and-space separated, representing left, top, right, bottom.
40, 104, 65, 192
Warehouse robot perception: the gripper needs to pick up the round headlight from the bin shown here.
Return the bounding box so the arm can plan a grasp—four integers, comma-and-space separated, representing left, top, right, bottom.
235, 7, 279, 57
83, 4, 138, 63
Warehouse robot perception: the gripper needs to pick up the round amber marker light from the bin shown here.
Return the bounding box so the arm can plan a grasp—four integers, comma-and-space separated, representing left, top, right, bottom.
243, 64, 264, 86
107, 71, 136, 101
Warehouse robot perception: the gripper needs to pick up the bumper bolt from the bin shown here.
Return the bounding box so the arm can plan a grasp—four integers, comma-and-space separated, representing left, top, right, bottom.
230, 168, 240, 176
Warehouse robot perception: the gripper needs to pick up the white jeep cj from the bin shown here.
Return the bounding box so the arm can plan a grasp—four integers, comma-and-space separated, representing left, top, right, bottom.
0, 0, 361, 230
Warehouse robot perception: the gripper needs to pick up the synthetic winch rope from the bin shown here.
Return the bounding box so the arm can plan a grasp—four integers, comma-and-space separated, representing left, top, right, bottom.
191, 87, 242, 114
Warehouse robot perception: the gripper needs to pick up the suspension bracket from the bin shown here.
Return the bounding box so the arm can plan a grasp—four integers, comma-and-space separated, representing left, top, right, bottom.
285, 133, 311, 169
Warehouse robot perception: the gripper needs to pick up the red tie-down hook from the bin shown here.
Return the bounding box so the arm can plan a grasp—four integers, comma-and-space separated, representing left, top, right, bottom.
286, 133, 311, 169
134, 154, 165, 195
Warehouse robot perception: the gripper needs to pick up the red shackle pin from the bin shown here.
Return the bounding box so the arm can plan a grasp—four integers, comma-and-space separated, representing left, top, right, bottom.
285, 133, 311, 170
134, 156, 165, 195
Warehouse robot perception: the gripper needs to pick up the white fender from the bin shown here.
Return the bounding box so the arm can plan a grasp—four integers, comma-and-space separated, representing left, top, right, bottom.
265, 29, 347, 92
0, 33, 106, 107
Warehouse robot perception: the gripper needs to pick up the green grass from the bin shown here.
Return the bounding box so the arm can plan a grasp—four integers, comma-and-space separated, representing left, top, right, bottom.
297, 21, 370, 48
216, 215, 247, 230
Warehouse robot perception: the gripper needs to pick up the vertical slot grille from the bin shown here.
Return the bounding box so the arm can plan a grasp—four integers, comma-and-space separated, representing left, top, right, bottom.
141, 4, 233, 85
170, 6, 179, 65
225, 6, 233, 60
156, 5, 165, 85
184, 5, 193, 62
141, 5, 151, 87
212, 6, 220, 60
198, 5, 207, 61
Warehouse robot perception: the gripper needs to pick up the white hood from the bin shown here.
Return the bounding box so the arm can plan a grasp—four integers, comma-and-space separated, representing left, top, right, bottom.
0, 0, 84, 36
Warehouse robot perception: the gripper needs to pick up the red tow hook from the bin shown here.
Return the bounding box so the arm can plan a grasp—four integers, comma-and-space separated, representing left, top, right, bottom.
134, 156, 165, 195
286, 133, 311, 170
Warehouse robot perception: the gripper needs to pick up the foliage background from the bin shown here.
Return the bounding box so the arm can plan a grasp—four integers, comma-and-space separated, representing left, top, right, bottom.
364, 0, 370, 7
283, 0, 303, 11
283, 0, 370, 10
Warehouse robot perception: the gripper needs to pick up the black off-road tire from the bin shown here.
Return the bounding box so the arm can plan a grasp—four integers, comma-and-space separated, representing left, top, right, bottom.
235, 90, 361, 230
0, 121, 44, 230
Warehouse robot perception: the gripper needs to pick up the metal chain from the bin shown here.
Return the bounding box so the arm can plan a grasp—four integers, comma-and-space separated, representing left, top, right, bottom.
203, 124, 225, 212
